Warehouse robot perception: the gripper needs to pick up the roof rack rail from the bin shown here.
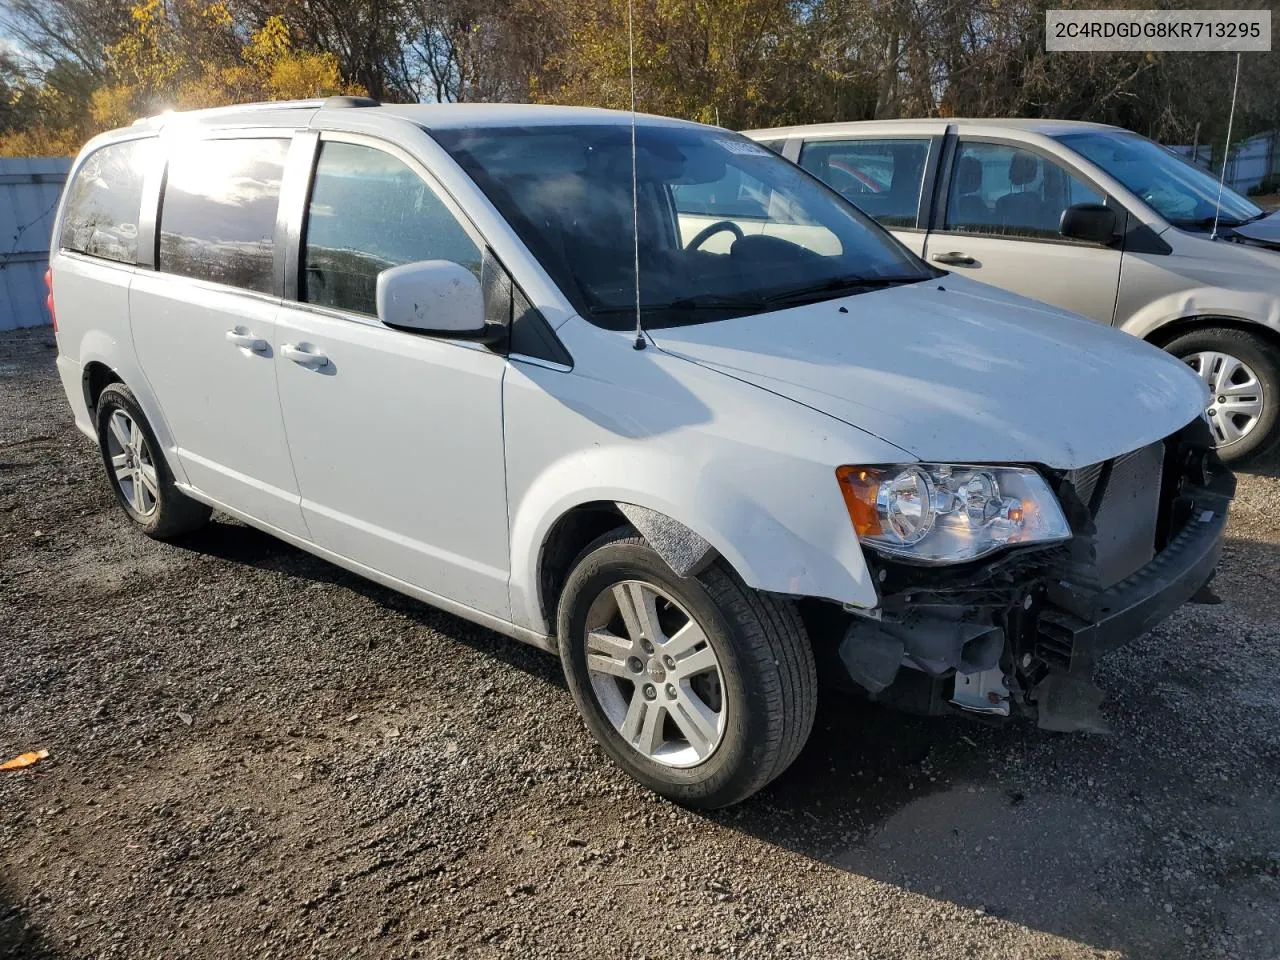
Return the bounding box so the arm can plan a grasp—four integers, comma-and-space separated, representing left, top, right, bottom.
132, 96, 380, 127
322, 96, 380, 108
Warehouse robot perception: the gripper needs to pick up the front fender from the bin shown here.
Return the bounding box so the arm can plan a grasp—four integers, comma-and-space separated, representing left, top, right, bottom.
502, 323, 906, 636
1118, 285, 1280, 343
508, 446, 882, 634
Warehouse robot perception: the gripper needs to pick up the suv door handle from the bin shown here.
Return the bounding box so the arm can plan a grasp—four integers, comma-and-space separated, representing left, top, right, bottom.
225, 329, 268, 352
932, 251, 977, 266
281, 343, 330, 367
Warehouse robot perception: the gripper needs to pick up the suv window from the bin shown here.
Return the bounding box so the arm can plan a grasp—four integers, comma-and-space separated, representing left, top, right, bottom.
158, 137, 288, 294
671, 164, 772, 219
945, 141, 1104, 239
302, 141, 482, 316
60, 138, 157, 264
799, 139, 930, 228
669, 154, 841, 257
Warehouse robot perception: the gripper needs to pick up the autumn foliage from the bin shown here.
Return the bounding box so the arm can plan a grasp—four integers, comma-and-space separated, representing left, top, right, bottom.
2, 0, 361, 155
2, 0, 1279, 159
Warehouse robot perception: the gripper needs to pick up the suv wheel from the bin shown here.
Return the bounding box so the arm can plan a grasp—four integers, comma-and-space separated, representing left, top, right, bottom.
95, 383, 212, 539
1166, 327, 1280, 464
557, 530, 816, 808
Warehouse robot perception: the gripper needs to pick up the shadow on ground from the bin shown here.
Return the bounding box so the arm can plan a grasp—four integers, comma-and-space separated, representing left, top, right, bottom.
1237, 447, 1280, 479
166, 518, 1279, 959
171, 517, 566, 690
0, 877, 60, 960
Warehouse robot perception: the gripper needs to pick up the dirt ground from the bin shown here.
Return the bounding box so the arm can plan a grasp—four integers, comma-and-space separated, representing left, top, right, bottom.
2, 328, 1278, 960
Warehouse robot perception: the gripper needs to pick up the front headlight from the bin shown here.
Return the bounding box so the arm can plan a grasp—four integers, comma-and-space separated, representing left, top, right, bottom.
835, 463, 1071, 564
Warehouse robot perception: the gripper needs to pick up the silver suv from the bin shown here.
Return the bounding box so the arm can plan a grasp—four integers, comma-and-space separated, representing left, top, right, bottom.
746, 119, 1280, 463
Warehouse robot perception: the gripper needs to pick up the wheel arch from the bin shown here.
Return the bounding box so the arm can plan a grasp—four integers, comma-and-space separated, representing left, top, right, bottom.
509, 453, 881, 639
536, 501, 632, 643
534, 501, 727, 641
74, 330, 188, 485
1141, 313, 1280, 354
81, 360, 123, 415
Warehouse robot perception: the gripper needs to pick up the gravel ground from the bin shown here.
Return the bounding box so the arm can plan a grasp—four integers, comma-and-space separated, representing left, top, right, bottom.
2, 328, 1278, 960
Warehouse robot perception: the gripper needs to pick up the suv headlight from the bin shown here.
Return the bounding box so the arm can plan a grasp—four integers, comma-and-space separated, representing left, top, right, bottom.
835, 464, 1071, 564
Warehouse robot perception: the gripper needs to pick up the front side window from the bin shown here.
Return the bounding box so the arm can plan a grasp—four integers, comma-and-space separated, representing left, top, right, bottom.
302, 141, 481, 316
432, 124, 935, 329
158, 137, 288, 294
799, 138, 930, 228
1056, 130, 1262, 230
945, 141, 1104, 239
61, 138, 157, 264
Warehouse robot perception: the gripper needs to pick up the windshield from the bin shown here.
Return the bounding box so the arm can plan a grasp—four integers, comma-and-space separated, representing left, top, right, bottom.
430, 123, 936, 328
1055, 130, 1262, 229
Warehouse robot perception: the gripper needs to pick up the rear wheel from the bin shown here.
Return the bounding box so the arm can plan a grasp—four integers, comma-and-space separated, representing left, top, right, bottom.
1165, 326, 1280, 464
557, 530, 816, 808
95, 383, 211, 539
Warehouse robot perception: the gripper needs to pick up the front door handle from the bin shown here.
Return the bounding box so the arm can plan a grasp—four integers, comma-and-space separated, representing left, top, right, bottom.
932, 251, 977, 266
225, 329, 268, 352
281, 343, 330, 367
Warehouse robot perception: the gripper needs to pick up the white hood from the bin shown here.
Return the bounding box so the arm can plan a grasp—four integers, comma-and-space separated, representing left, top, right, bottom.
652, 276, 1207, 470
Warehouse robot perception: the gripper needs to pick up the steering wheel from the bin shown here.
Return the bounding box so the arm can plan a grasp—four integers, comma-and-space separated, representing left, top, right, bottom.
686, 220, 745, 251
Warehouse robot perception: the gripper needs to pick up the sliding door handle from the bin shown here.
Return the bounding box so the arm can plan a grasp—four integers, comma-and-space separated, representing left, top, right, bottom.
281, 343, 330, 367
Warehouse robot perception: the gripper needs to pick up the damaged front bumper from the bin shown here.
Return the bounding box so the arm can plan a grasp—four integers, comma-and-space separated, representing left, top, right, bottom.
1036, 490, 1228, 675
826, 418, 1235, 722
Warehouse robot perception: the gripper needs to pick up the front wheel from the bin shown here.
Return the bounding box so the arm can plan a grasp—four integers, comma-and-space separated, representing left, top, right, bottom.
557, 531, 816, 809
1165, 326, 1280, 464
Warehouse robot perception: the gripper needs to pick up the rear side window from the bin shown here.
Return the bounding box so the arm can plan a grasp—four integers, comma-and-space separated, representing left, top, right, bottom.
60, 138, 156, 264
301, 140, 481, 316
159, 138, 288, 294
799, 138, 930, 228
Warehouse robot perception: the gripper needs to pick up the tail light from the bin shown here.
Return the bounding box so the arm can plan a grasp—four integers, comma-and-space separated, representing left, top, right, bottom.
44, 267, 57, 332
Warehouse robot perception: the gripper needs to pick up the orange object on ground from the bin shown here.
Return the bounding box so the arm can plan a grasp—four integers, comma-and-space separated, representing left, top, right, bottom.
0, 749, 49, 771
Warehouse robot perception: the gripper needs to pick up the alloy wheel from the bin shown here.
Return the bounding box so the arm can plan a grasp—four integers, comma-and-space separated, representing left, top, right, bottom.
1184, 350, 1265, 448
105, 409, 159, 517
583, 580, 726, 768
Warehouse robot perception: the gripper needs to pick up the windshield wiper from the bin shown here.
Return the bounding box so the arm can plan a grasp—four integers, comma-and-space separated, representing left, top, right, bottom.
587, 293, 762, 315
760, 274, 921, 307
1171, 215, 1249, 229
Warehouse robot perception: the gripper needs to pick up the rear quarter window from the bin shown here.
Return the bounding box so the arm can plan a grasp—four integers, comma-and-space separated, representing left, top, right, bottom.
60, 138, 157, 265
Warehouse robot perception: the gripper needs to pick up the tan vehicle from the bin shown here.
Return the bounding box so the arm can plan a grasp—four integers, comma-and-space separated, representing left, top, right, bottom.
745, 119, 1280, 463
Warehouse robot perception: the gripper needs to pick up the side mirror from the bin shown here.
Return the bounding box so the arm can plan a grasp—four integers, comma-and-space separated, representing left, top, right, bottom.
1059, 203, 1117, 245
376, 260, 496, 341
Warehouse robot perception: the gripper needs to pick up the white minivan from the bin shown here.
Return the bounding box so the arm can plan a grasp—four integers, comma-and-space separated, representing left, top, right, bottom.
745, 119, 1280, 462
51, 100, 1233, 808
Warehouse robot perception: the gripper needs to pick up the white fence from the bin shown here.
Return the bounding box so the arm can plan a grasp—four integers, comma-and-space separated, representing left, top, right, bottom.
1170, 130, 1278, 195
1, 157, 70, 331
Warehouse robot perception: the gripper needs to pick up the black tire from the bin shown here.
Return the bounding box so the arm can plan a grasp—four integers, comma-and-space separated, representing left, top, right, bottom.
1164, 326, 1280, 464
556, 530, 817, 809
95, 383, 212, 539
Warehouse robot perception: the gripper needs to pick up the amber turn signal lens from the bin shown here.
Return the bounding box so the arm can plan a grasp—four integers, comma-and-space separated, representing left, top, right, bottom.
835, 466, 882, 537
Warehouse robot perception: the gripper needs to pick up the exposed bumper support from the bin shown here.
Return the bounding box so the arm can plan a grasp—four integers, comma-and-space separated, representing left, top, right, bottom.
1038, 489, 1230, 674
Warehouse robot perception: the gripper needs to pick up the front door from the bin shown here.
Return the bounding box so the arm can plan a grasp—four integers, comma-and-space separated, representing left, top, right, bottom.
129, 134, 308, 537
923, 139, 1122, 323
273, 135, 511, 619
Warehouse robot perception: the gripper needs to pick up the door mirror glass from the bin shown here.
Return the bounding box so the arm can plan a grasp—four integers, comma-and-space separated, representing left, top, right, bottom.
1059, 202, 1117, 244
376, 260, 489, 339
